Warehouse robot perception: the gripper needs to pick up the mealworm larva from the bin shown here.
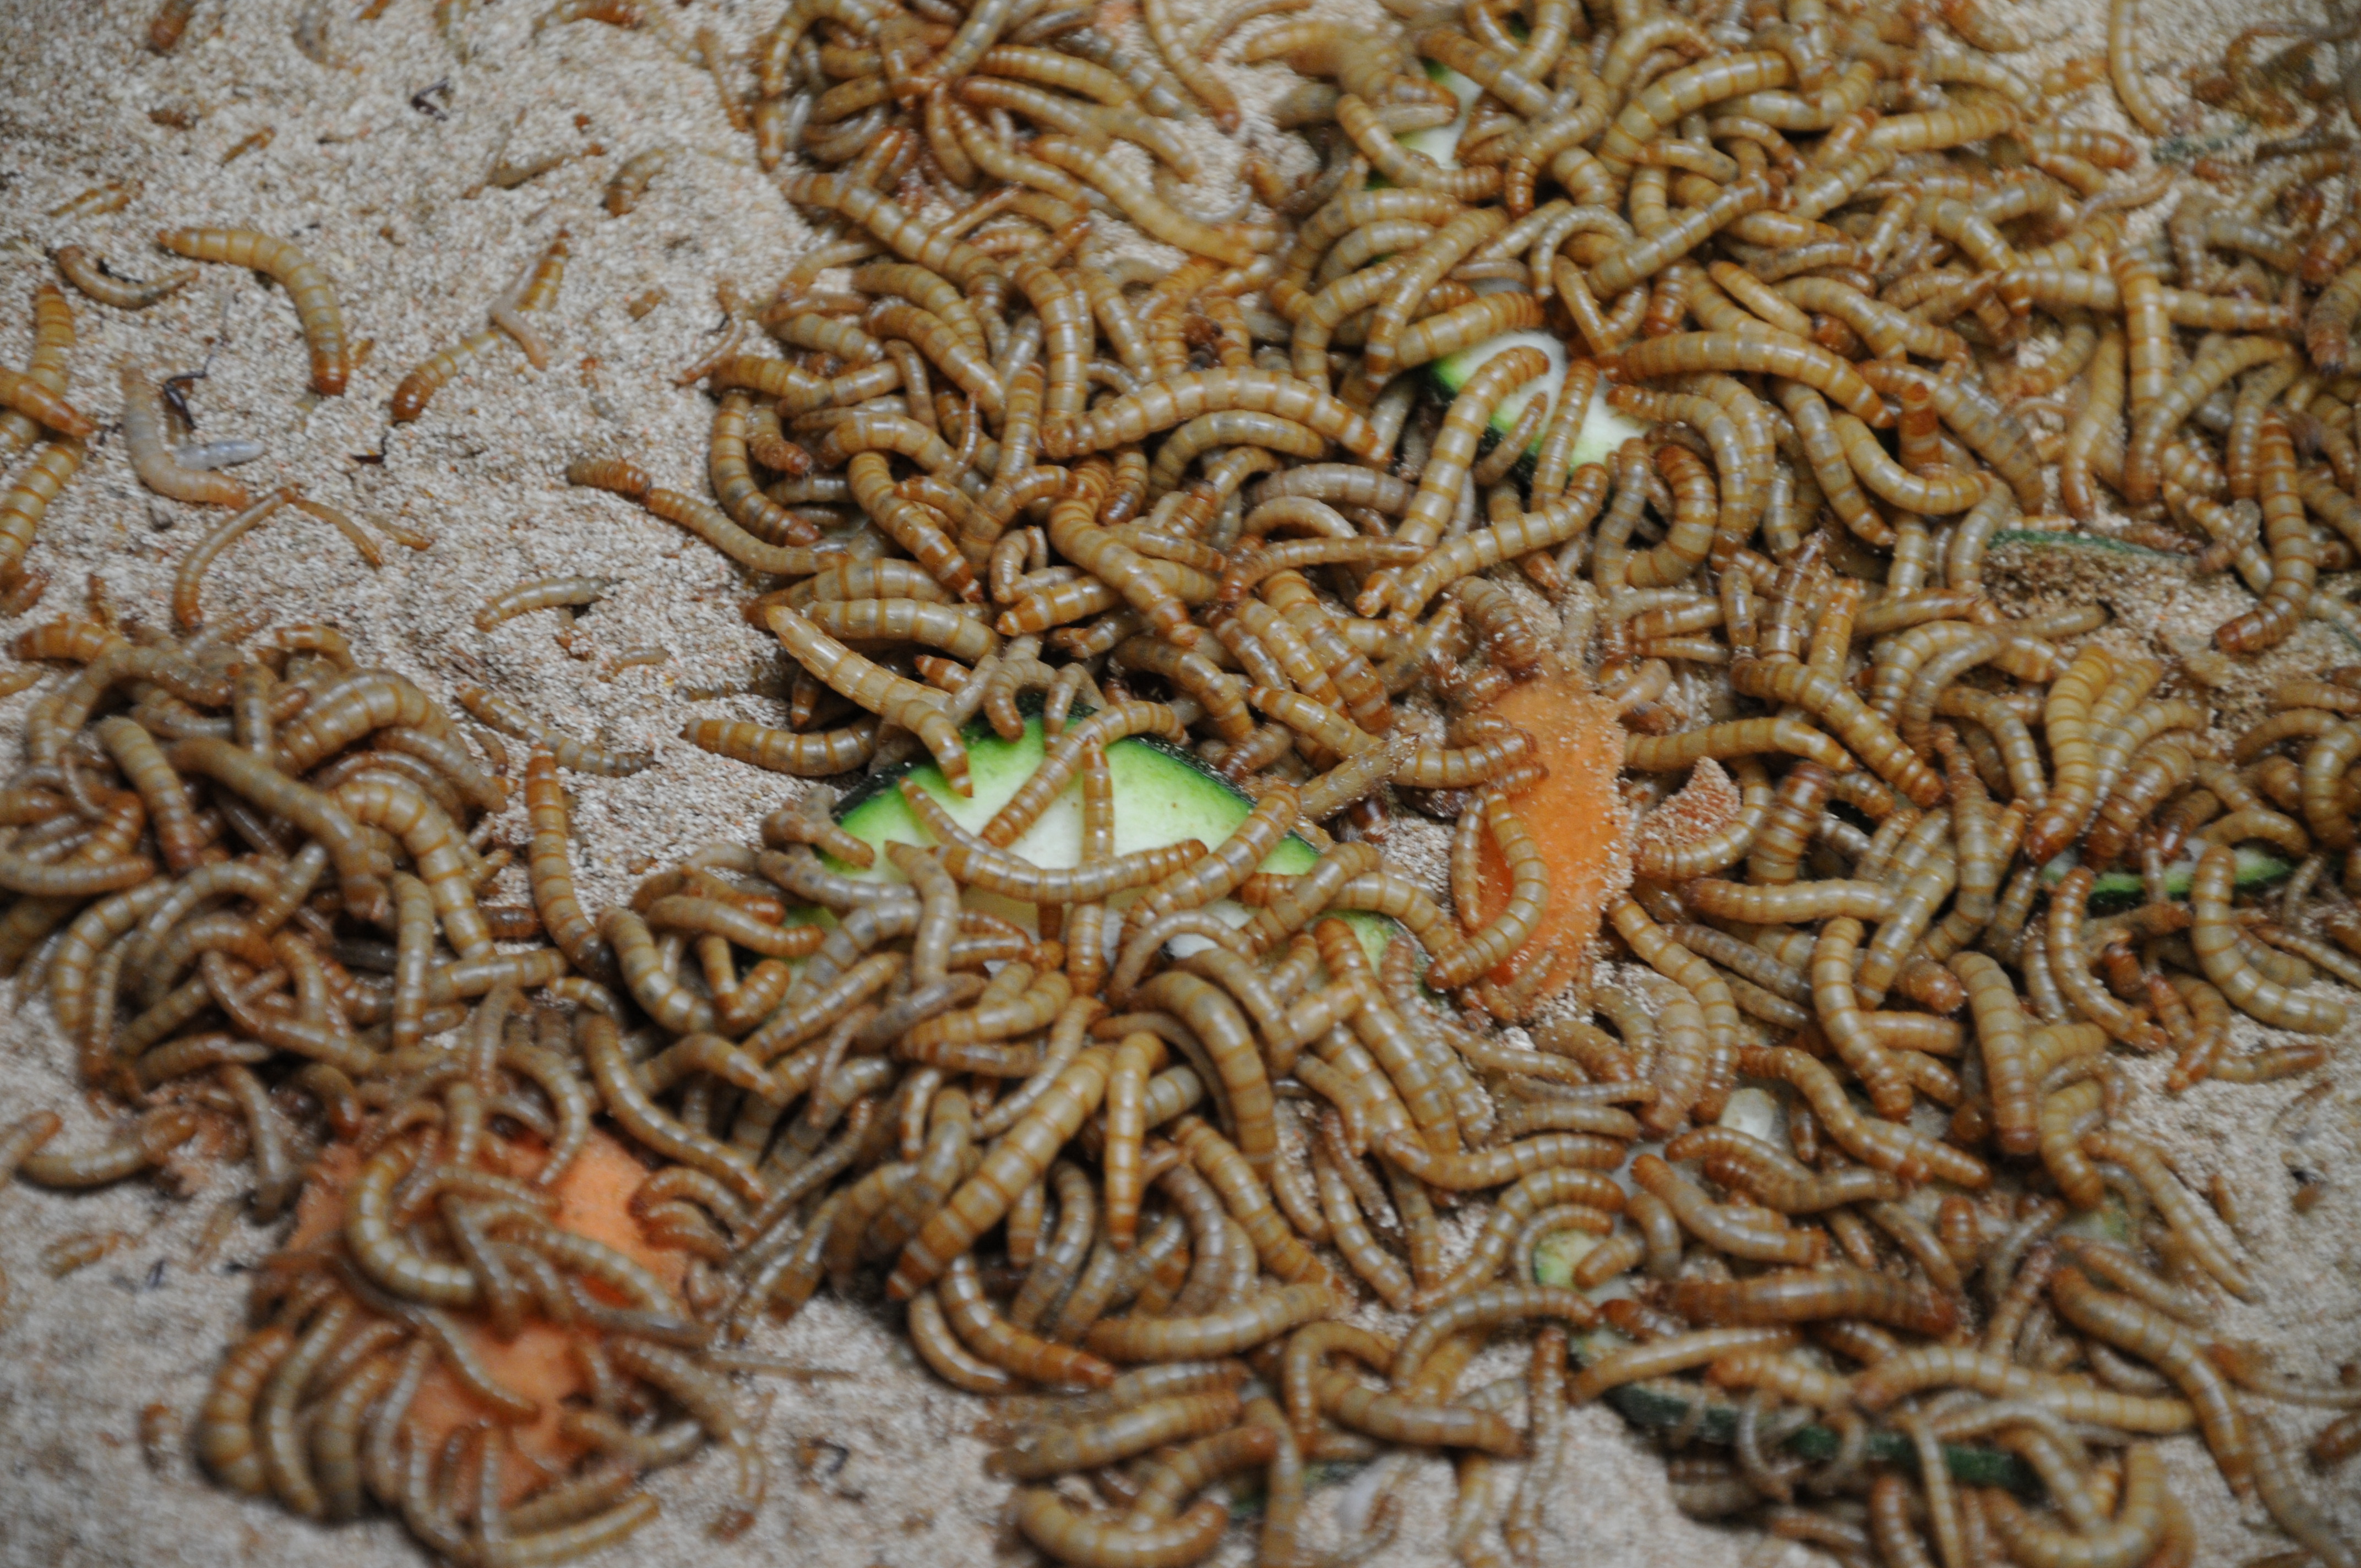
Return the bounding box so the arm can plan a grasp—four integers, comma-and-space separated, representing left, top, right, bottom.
1171, 1114, 1332, 1288
2050, 1265, 2250, 1494
2047, 868, 2169, 1052
1568, 1325, 1798, 1404
992, 1389, 1242, 1478
899, 780, 1200, 906
936, 1251, 1119, 1389
603, 148, 668, 216
1625, 715, 1851, 775
1045, 368, 1383, 464
53, 246, 196, 312
912, 1287, 1020, 1394
1428, 792, 1546, 989
2191, 845, 2347, 1036
780, 171, 1004, 293
688, 716, 881, 777
0, 360, 94, 447
1086, 1282, 1340, 1364
1013, 1488, 1227, 1568
1663, 1126, 1898, 1213
476, 575, 613, 631
890, 1045, 1113, 1300
2216, 417, 2315, 654
0, 285, 75, 478
1609, 329, 1887, 432
516, 746, 613, 985
1739, 1046, 1989, 1189
581, 1011, 764, 1204
1633, 1151, 1819, 1265
1671, 1266, 1957, 1338
763, 606, 968, 796
455, 685, 651, 777
199, 1326, 294, 1495
1852, 1345, 2194, 1433
1728, 660, 1944, 807
157, 228, 346, 395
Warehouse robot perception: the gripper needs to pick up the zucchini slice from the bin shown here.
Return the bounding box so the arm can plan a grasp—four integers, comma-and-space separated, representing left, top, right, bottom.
1432, 331, 1646, 466
1399, 58, 1483, 166
1596, 1379, 2040, 1493
828, 708, 1392, 956
2037, 845, 2291, 907
1403, 63, 1645, 470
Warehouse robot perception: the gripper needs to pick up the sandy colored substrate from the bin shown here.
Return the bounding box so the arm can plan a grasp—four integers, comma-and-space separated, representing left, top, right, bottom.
0, 2, 2353, 1566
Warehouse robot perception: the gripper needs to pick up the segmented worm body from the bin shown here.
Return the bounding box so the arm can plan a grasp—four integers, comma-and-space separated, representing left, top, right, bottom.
157, 228, 347, 395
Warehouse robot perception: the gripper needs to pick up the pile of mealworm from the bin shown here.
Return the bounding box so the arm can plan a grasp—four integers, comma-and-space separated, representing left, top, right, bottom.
1, 0, 2359, 1561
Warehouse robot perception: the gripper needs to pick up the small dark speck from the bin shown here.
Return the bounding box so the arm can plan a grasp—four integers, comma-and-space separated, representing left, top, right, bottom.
351, 450, 386, 465
144, 1258, 168, 1291
411, 80, 451, 118
222, 1258, 253, 1274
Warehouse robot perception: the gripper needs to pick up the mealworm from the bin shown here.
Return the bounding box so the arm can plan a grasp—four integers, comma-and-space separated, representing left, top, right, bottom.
1085, 1283, 1340, 1363
602, 148, 667, 216
476, 575, 613, 631
2051, 1265, 2250, 1493
1609, 329, 1888, 429
1739, 1046, 1989, 1188
1671, 1266, 1957, 1338
992, 1389, 1241, 1478
53, 246, 196, 312
899, 779, 1200, 904
1045, 368, 1384, 464
890, 1045, 1113, 1300
157, 228, 347, 395
2191, 845, 2347, 1035
1013, 1489, 1227, 1568
1569, 1325, 1799, 1404
1729, 658, 1944, 807
1663, 1126, 1897, 1213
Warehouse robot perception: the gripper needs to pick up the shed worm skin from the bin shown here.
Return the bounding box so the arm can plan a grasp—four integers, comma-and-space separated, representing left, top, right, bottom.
157, 228, 347, 395
455, 686, 651, 777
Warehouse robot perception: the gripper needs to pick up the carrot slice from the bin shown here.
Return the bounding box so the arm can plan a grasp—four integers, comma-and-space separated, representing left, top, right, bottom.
291, 1128, 688, 1499
1466, 669, 1631, 1001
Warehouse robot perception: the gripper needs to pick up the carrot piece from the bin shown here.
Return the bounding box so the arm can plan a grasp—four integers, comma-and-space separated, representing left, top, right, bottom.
289, 1129, 688, 1499
1465, 671, 1631, 1000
